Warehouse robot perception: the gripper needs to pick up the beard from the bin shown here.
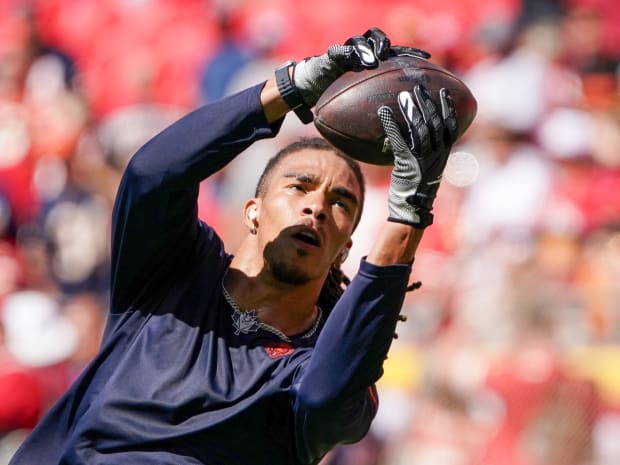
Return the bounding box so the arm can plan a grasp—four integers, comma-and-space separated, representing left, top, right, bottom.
264, 243, 313, 285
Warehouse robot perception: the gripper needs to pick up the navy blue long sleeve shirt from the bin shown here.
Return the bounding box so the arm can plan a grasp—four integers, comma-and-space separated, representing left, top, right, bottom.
9, 84, 412, 465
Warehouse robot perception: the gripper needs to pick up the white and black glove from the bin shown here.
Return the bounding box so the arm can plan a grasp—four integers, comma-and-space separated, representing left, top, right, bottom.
388, 45, 432, 59
378, 85, 458, 228
275, 28, 392, 123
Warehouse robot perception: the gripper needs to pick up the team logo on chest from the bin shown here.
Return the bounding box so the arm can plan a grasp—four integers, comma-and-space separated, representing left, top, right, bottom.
231, 309, 260, 335
264, 341, 294, 358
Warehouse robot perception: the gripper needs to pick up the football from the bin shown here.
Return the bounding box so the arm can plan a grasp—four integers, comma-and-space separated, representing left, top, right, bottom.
313, 54, 477, 165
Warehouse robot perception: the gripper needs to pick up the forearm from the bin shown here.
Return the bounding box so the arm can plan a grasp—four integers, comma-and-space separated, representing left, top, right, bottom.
293, 386, 377, 463
127, 84, 280, 191
294, 260, 410, 402
292, 260, 410, 458
366, 221, 424, 265
260, 78, 292, 124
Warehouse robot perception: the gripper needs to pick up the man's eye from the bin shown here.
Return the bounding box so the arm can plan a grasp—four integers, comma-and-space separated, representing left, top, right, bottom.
289, 184, 305, 192
334, 199, 350, 212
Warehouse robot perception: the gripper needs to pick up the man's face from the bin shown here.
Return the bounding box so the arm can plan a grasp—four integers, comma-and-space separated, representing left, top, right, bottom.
254, 148, 362, 285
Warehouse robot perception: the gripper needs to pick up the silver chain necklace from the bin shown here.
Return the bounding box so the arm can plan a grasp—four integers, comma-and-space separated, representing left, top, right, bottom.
222, 281, 322, 343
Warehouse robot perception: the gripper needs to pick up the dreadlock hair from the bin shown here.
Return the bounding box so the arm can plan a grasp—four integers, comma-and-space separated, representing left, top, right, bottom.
254, 137, 366, 315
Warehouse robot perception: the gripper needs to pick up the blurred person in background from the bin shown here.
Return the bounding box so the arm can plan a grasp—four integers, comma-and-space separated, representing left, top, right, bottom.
35, 141, 114, 298
574, 226, 620, 342
0, 308, 41, 464
476, 282, 602, 465
9, 27, 462, 465
559, 2, 619, 76
199, 4, 287, 105
199, 10, 251, 104
0, 6, 81, 225
0, 289, 78, 464
0, 291, 76, 413
0, 8, 73, 102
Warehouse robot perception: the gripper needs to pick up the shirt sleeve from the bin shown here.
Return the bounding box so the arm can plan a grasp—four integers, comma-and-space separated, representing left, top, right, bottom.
291, 258, 411, 462
109, 83, 282, 311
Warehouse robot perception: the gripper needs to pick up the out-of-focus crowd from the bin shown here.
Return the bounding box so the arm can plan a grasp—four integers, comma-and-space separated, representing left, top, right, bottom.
0, 0, 619, 464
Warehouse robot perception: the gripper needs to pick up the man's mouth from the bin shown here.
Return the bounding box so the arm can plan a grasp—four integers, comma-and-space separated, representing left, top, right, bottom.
292, 230, 320, 247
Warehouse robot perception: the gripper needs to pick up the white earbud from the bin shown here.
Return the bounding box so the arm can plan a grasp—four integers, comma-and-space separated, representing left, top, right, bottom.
247, 208, 258, 235
339, 247, 349, 263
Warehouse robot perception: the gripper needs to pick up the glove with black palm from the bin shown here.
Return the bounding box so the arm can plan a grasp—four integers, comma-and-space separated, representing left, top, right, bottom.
277, 28, 391, 123
378, 85, 458, 228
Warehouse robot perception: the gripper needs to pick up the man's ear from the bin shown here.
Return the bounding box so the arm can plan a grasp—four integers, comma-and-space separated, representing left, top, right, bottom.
243, 199, 260, 233
334, 239, 353, 268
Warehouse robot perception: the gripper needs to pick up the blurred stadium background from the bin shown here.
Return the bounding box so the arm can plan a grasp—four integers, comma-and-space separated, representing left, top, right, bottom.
0, 0, 619, 464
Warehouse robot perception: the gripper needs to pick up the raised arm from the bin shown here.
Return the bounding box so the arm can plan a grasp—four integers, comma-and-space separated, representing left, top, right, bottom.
291, 83, 459, 460
110, 84, 283, 310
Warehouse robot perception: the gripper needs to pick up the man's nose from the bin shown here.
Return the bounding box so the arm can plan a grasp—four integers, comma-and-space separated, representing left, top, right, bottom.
302, 194, 328, 221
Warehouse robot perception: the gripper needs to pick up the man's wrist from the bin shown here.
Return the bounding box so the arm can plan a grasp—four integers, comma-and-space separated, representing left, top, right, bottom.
387, 197, 434, 228
275, 61, 314, 124
387, 210, 433, 228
